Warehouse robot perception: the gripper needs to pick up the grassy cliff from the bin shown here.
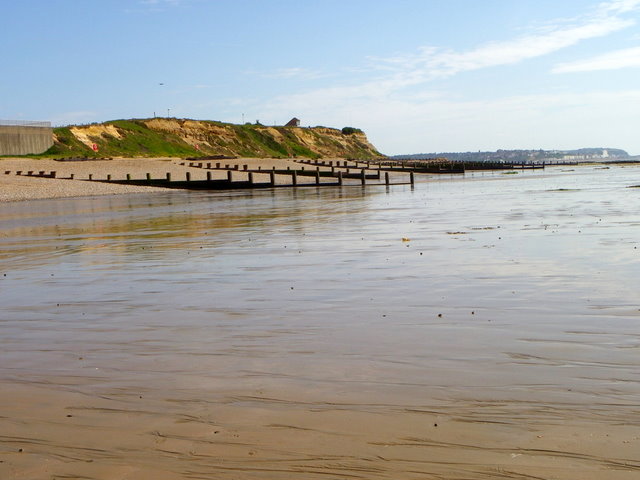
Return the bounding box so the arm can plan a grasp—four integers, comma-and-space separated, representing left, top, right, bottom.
46, 118, 382, 159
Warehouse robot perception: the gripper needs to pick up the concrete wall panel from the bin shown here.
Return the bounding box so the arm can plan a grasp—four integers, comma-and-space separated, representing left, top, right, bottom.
0, 126, 54, 155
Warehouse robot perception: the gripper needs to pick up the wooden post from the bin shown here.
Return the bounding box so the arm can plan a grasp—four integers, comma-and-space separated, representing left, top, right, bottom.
166, 172, 171, 181
207, 162, 211, 169
107, 174, 111, 181
227, 170, 232, 182
338, 171, 343, 186
206, 171, 212, 181
249, 172, 254, 184
216, 162, 221, 169
315, 170, 320, 185
126, 173, 131, 181
361, 169, 366, 185
39, 171, 45, 176
410, 172, 415, 185
146, 173, 151, 180
385, 172, 390, 185
235, 165, 239, 170
186, 172, 191, 181
198, 163, 203, 168
270, 171, 275, 186
50, 171, 56, 178
243, 164, 248, 170
292, 170, 297, 186
69, 173, 74, 179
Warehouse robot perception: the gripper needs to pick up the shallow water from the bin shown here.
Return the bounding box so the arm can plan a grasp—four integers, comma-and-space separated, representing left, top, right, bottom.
1, 164, 639, 478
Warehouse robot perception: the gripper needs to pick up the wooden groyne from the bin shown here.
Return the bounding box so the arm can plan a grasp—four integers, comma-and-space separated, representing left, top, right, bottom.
304, 158, 546, 173
180, 160, 383, 180
3, 162, 414, 191
4, 170, 57, 178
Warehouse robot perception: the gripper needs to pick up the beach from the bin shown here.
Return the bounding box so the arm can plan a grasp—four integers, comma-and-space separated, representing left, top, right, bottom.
1, 164, 639, 479
0, 157, 339, 202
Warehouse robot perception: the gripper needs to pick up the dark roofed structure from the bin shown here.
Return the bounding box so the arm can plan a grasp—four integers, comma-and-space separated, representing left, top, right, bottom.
285, 117, 300, 127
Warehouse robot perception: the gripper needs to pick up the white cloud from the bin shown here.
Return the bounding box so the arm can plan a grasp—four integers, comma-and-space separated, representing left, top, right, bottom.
599, 0, 640, 13
553, 45, 640, 72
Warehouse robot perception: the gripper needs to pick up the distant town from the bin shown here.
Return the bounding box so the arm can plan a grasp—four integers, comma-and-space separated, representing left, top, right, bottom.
392, 148, 635, 163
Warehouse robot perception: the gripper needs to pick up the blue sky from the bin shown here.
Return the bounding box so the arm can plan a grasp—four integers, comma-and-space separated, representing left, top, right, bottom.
2, 0, 640, 154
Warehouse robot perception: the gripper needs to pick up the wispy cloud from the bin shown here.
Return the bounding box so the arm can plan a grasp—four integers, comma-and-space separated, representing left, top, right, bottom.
260, 0, 639, 117
600, 0, 640, 13
254, 0, 640, 153
128, 0, 185, 13
553, 45, 640, 72
140, 0, 183, 5
260, 67, 329, 80
372, 0, 637, 82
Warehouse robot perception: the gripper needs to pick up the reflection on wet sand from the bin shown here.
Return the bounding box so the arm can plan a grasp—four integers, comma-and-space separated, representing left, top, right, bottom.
1, 165, 639, 479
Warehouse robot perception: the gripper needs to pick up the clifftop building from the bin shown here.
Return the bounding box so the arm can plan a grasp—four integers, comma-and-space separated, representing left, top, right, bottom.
285, 117, 300, 127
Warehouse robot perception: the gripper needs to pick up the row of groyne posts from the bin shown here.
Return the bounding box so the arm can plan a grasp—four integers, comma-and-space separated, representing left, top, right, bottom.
2, 159, 417, 191
169, 159, 416, 189
2, 157, 547, 191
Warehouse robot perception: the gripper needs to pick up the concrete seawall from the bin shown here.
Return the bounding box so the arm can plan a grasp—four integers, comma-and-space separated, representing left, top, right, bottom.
0, 125, 53, 155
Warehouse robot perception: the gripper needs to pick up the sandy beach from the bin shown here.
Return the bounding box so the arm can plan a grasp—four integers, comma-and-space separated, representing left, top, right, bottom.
0, 157, 346, 202
2, 379, 638, 480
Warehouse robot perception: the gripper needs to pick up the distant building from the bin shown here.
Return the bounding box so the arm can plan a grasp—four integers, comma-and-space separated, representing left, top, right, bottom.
285, 117, 300, 127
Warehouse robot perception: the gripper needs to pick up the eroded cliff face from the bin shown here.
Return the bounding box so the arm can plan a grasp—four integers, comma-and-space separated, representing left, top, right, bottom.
52, 118, 382, 159
139, 118, 381, 158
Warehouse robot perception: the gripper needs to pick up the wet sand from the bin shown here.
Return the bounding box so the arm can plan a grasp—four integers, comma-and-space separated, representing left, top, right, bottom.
1, 165, 639, 478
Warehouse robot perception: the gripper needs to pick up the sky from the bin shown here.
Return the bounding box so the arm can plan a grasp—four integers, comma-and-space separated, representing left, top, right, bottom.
2, 0, 640, 155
